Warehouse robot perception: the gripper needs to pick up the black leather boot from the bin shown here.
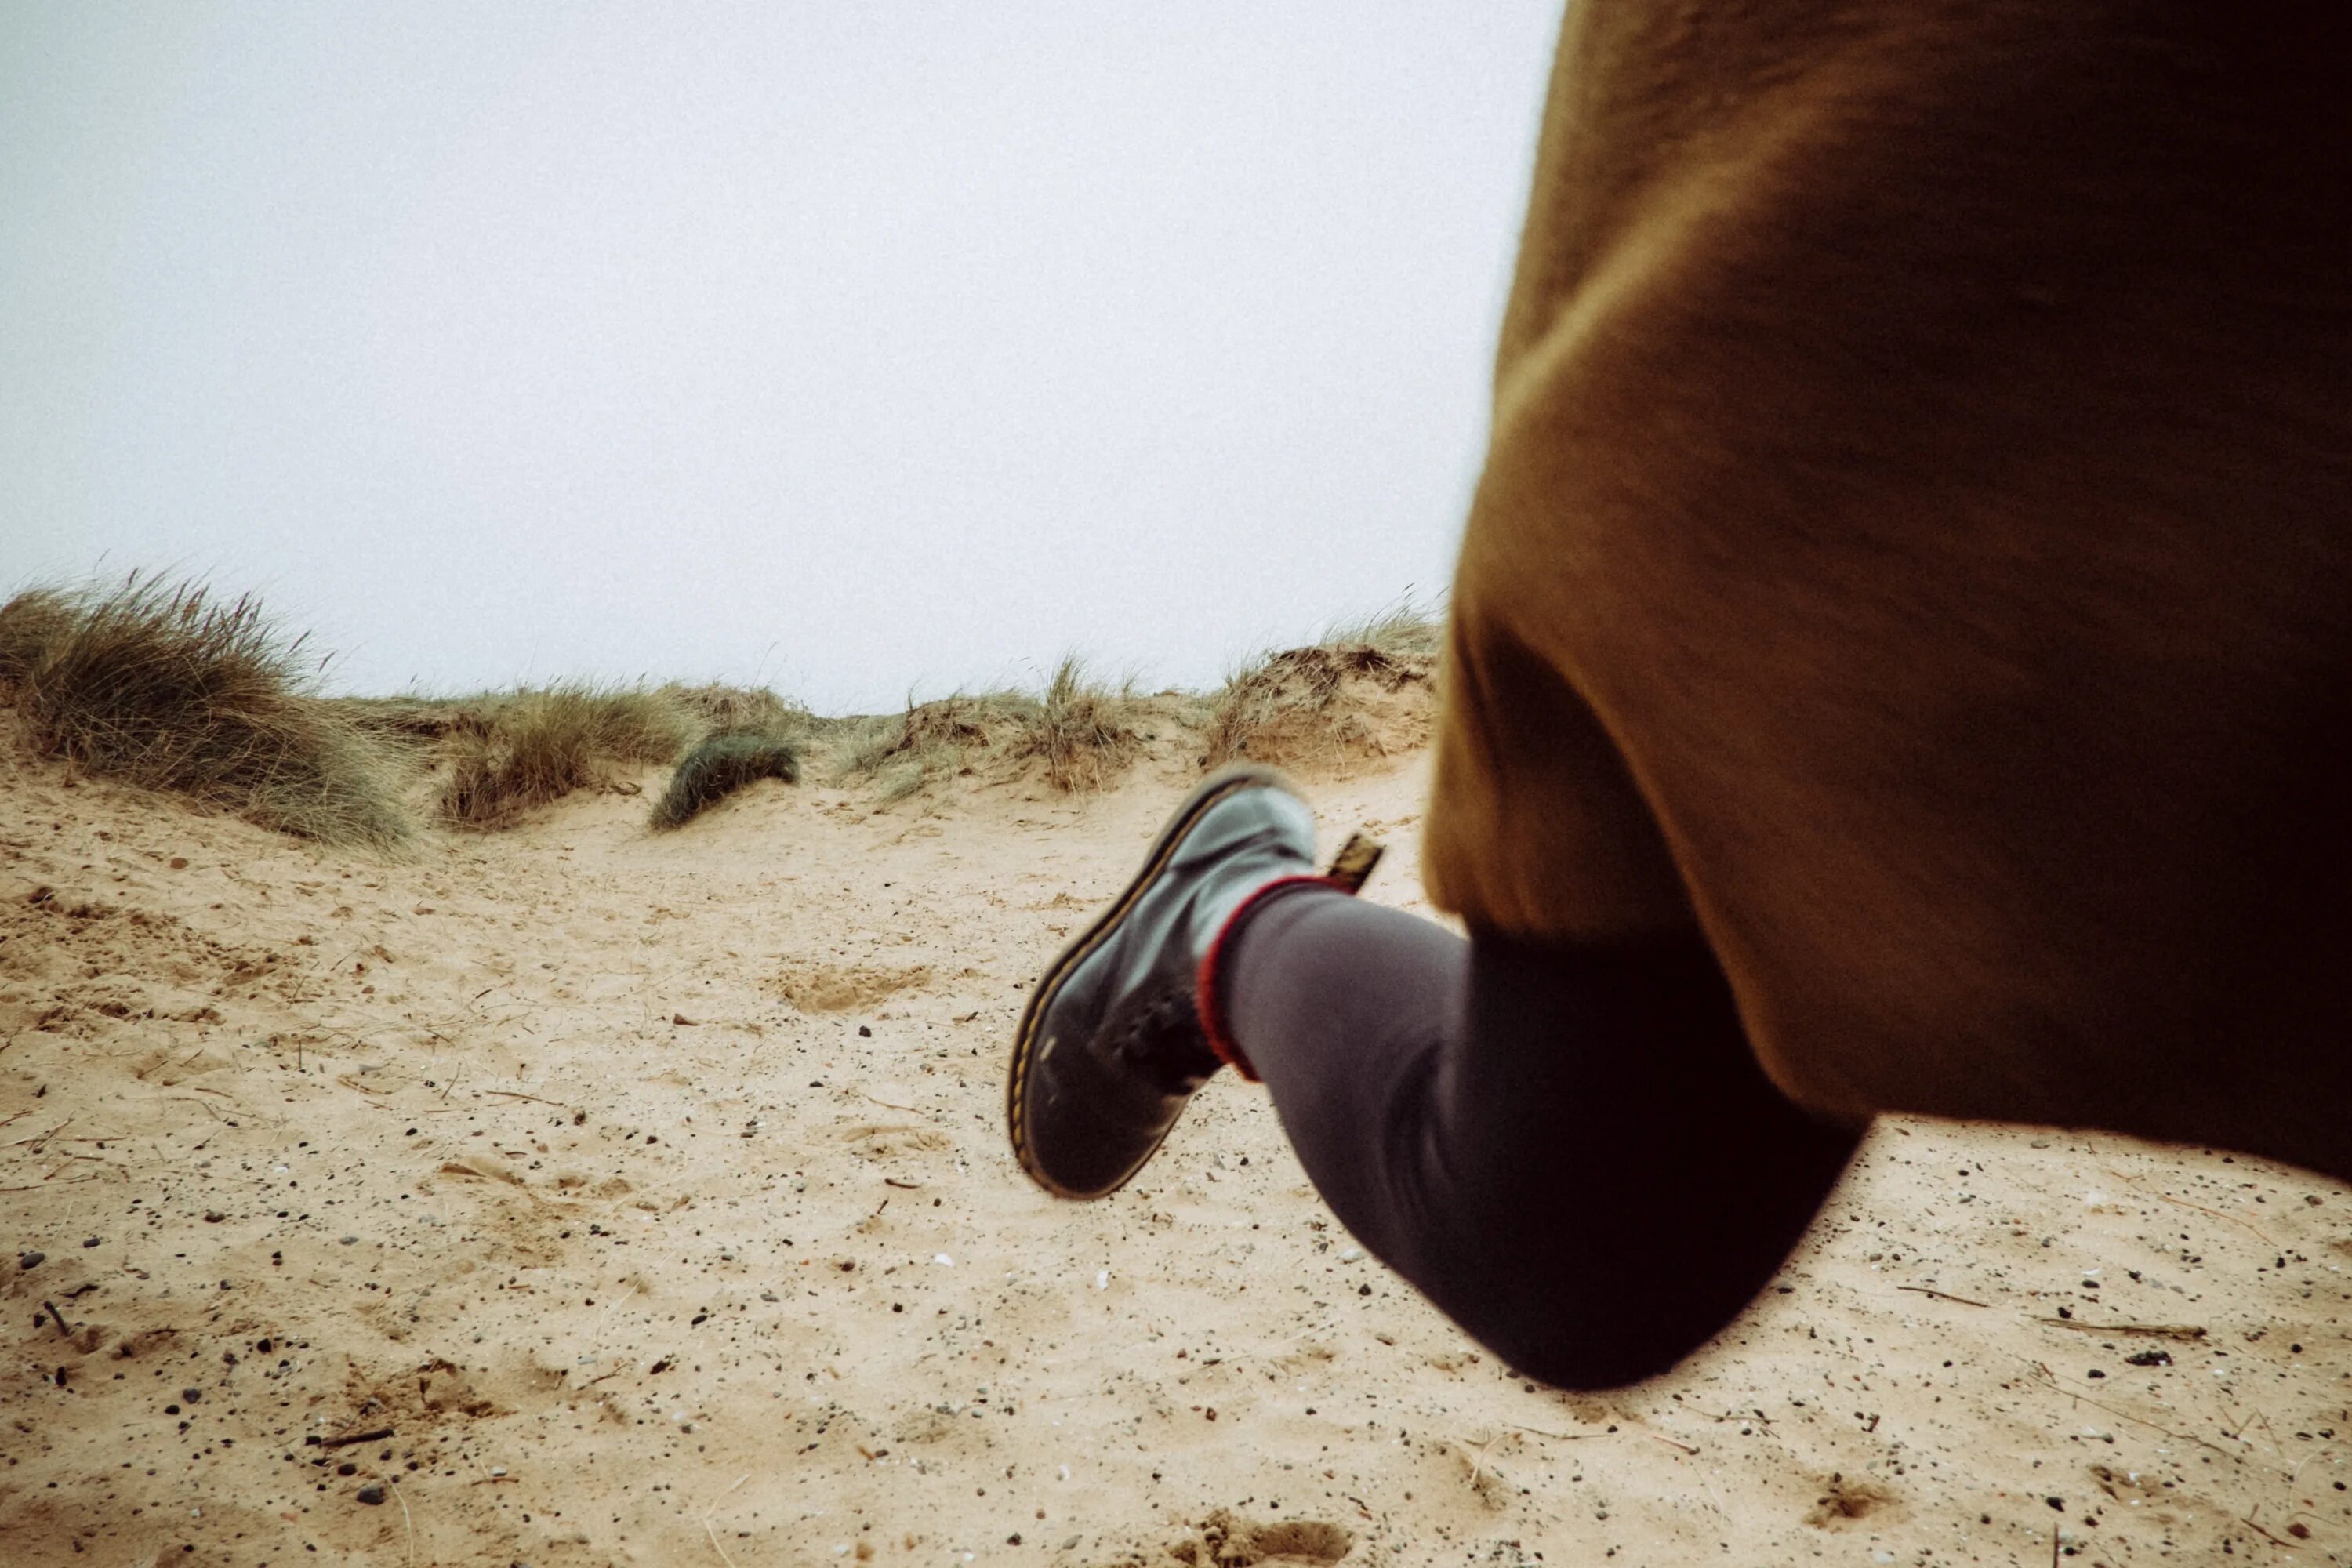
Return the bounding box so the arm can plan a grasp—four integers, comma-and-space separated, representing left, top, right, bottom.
1007, 764, 1323, 1200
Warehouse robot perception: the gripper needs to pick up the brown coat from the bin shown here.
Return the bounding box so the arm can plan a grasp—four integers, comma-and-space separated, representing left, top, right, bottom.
1424, 1, 2352, 1181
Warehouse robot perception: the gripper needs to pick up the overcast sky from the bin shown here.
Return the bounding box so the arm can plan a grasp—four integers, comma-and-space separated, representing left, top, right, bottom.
3, 2, 1560, 712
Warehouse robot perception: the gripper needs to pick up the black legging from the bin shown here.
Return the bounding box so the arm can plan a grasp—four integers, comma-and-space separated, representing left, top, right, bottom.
1221, 886, 1862, 1389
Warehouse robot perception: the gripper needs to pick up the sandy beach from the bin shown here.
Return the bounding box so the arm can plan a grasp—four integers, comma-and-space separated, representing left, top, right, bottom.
5, 729, 2349, 1566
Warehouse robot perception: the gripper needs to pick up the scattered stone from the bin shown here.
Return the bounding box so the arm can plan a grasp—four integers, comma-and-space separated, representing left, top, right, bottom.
356, 1484, 386, 1505
19, 1250, 43, 1270
81, 1236, 100, 1249
858, 1025, 873, 1037
340, 1236, 360, 1246
182, 1388, 204, 1403
203, 1211, 226, 1224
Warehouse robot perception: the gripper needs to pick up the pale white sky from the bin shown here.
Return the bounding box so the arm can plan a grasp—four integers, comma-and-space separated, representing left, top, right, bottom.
3, 2, 1560, 713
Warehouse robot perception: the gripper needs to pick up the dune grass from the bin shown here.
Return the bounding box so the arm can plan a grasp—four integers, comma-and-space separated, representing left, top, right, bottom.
1203, 603, 1442, 769
649, 728, 801, 829
330, 694, 470, 742
3, 569, 1445, 826
0, 575, 416, 848
823, 657, 1145, 800
658, 681, 814, 739
437, 684, 695, 828
1010, 656, 1142, 793
826, 693, 1022, 803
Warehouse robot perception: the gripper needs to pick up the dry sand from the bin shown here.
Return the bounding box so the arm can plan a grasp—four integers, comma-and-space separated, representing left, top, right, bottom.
4, 729, 2350, 1566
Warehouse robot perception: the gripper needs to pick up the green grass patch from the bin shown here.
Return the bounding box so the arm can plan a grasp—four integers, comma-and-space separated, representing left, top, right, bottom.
649, 729, 800, 829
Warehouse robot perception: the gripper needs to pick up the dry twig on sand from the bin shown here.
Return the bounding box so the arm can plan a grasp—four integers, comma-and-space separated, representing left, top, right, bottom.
2102, 1166, 2277, 1245
699, 1475, 750, 1568
387, 1475, 415, 1568
1898, 1286, 1991, 1307
2034, 1316, 2207, 1341
2019, 1359, 2232, 1456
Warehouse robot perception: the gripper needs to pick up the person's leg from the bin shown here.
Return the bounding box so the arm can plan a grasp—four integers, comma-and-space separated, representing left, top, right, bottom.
1214, 886, 1861, 1388
1004, 766, 1859, 1386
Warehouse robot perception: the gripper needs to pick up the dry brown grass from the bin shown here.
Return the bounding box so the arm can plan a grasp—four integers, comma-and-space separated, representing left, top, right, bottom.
825, 692, 1026, 803
1010, 656, 1142, 793
3, 568, 1443, 826
0, 575, 416, 848
331, 694, 470, 743
657, 681, 813, 738
1201, 604, 1441, 771
818, 612, 1440, 802
437, 684, 695, 828
825, 658, 1145, 800
336, 684, 804, 827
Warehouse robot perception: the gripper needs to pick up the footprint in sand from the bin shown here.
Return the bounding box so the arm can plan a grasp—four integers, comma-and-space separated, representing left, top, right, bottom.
1803, 1473, 1900, 1530
1106, 1509, 1354, 1566
840, 1122, 951, 1158
771, 960, 931, 1012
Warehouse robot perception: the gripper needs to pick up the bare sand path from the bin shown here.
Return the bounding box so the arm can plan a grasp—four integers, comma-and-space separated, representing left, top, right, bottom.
5, 739, 2350, 1566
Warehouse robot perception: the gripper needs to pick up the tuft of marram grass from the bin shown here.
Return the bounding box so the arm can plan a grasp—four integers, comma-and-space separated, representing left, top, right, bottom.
822, 659, 1145, 800
1202, 603, 1442, 770
1011, 655, 1142, 793
657, 681, 813, 738
0, 575, 416, 849
825, 693, 1021, 803
437, 684, 694, 827
328, 694, 470, 744
649, 729, 800, 830
1319, 603, 1444, 663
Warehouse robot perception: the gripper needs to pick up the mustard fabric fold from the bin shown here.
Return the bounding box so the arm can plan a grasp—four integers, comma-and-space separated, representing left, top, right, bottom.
1425, 0, 2352, 1178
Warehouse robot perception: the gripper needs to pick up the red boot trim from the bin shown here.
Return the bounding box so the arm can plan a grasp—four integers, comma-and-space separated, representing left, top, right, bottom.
1196, 875, 1347, 1083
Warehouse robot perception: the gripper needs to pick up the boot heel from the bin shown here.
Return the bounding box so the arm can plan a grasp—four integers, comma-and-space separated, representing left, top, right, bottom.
1323, 832, 1385, 895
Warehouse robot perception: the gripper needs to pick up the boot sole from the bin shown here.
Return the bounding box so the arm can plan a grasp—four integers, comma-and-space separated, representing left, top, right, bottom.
1007, 762, 1297, 1199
